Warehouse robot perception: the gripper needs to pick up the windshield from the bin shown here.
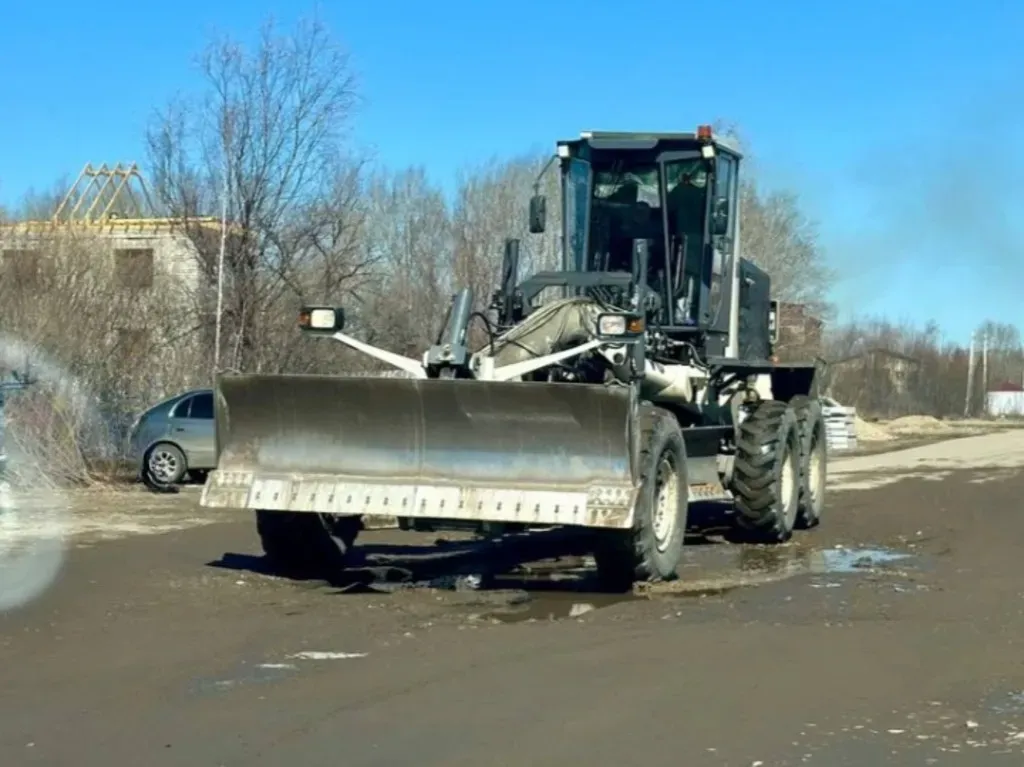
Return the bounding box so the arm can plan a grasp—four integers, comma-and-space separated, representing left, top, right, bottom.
584, 156, 712, 322
586, 161, 663, 285
593, 164, 660, 207
665, 159, 708, 194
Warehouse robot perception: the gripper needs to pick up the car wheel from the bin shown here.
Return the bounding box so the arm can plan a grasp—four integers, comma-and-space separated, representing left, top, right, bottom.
146, 442, 188, 486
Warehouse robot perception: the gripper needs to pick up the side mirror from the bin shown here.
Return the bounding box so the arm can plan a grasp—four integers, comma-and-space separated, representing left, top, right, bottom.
528, 195, 547, 234
299, 306, 345, 335
710, 196, 730, 237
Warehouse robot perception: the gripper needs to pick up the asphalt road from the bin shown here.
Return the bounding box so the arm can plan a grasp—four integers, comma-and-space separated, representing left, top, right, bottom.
4, 431, 1024, 766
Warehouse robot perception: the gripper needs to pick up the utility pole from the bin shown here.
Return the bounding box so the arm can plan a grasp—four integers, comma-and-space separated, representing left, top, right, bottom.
213, 109, 233, 382
965, 331, 976, 417
981, 332, 989, 416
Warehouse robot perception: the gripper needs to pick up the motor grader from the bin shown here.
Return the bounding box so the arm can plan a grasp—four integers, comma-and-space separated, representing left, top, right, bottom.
201, 126, 828, 590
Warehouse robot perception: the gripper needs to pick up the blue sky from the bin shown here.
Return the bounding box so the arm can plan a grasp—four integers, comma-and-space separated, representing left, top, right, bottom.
0, 0, 1021, 343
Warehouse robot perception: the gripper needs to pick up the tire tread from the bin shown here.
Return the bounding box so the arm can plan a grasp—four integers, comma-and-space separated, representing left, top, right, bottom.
594, 405, 687, 591
731, 399, 798, 543
789, 394, 827, 529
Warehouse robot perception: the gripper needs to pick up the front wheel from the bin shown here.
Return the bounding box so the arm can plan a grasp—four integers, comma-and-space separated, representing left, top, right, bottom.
593, 406, 689, 592
256, 511, 362, 578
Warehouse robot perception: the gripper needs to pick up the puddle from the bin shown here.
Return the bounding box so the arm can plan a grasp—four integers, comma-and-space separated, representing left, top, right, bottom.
819, 547, 912, 573
477, 590, 637, 624
735, 545, 913, 575
652, 544, 918, 597
733, 546, 912, 577
288, 651, 368, 660
456, 544, 919, 620
190, 661, 299, 696
985, 690, 1024, 716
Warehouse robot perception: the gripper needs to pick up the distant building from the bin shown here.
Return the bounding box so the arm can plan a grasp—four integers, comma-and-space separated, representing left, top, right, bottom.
0, 162, 217, 298
775, 301, 824, 351
986, 381, 1024, 417
0, 163, 225, 396
772, 301, 825, 362
829, 347, 920, 398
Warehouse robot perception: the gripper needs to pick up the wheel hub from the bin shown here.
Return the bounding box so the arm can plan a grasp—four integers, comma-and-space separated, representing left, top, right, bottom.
149, 451, 179, 482
808, 435, 824, 506
781, 446, 798, 526
652, 456, 679, 552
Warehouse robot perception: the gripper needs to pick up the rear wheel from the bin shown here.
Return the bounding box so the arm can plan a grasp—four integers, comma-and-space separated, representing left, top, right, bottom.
256, 511, 362, 577
790, 395, 827, 529
730, 399, 801, 544
593, 406, 689, 592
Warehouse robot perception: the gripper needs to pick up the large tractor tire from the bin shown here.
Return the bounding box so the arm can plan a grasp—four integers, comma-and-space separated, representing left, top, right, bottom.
730, 399, 801, 544
790, 395, 827, 529
593, 406, 689, 593
255, 511, 362, 578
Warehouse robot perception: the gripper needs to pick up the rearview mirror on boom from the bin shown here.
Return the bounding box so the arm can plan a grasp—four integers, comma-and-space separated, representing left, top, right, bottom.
299, 306, 345, 335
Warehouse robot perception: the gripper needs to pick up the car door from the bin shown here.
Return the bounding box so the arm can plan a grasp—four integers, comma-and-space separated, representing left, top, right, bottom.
170, 391, 216, 469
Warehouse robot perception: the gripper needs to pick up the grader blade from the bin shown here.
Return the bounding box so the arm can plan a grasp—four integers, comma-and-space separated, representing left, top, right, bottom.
201, 375, 639, 529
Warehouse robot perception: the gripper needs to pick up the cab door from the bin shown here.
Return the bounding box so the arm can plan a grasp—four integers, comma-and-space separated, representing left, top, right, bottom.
707, 152, 738, 338
660, 152, 708, 325
563, 157, 592, 277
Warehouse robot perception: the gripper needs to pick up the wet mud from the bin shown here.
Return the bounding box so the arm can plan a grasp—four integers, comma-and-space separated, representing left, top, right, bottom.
452, 542, 921, 623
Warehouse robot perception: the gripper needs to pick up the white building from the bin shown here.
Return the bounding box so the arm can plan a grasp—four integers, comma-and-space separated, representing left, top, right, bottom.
986, 382, 1024, 418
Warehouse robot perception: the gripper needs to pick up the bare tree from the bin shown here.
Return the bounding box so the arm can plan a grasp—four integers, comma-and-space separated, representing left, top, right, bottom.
451, 152, 560, 298
740, 180, 834, 317
146, 13, 368, 374
817, 315, 1019, 419
975, 319, 1023, 389
7, 177, 73, 222
714, 122, 835, 321
358, 166, 452, 356
322, 154, 562, 362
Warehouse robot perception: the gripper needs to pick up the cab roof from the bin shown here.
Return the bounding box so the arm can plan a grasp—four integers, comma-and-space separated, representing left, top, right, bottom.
556, 130, 743, 159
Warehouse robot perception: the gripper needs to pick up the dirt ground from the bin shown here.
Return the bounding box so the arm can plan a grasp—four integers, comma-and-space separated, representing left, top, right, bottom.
3, 429, 1024, 765
844, 416, 1024, 457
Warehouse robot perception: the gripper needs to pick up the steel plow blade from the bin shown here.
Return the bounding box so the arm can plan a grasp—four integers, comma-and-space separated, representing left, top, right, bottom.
201, 375, 639, 529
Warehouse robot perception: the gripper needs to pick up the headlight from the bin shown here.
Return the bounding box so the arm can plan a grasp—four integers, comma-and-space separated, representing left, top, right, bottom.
598, 314, 627, 335
597, 313, 645, 337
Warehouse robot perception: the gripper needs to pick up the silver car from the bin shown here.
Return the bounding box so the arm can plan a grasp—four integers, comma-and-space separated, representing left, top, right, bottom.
127, 388, 216, 485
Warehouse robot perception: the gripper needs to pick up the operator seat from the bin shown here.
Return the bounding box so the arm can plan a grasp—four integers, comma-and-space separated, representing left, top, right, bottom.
598, 180, 662, 273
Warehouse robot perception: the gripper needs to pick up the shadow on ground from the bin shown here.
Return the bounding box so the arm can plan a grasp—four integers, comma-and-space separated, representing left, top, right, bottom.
207, 529, 608, 594
206, 502, 738, 593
